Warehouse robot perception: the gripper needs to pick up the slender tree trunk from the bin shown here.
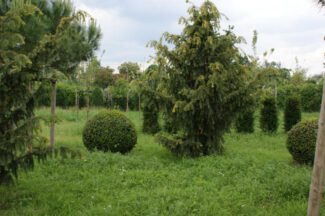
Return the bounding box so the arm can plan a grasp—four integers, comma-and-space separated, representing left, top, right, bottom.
49, 80, 56, 149
307, 73, 325, 216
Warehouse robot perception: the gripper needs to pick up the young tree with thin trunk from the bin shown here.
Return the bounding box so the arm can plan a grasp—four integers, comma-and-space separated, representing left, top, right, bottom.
307, 1, 324, 215
39, 1, 101, 149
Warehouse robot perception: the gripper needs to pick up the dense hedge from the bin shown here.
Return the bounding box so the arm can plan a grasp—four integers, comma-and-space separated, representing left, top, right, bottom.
287, 120, 317, 164
82, 110, 137, 153
91, 87, 104, 107
110, 94, 138, 111
277, 82, 322, 112
284, 96, 301, 132
56, 83, 75, 108
36, 82, 87, 108
277, 85, 300, 109
260, 96, 278, 133
235, 110, 255, 133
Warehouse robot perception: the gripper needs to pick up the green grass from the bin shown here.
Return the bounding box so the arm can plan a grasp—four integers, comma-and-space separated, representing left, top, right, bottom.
0, 108, 321, 215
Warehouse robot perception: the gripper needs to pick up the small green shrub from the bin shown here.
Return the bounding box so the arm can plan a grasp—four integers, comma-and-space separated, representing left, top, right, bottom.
287, 120, 317, 164
143, 106, 160, 134
284, 96, 301, 132
260, 96, 278, 133
82, 110, 137, 153
91, 87, 104, 107
235, 110, 255, 133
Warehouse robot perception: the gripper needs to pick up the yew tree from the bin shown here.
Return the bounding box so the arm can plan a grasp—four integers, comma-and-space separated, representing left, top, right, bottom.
0, 0, 100, 184
0, 1, 47, 184
152, 1, 251, 156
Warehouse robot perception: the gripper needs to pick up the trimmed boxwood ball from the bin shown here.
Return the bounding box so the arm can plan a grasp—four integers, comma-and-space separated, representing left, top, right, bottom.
82, 110, 137, 153
287, 120, 317, 165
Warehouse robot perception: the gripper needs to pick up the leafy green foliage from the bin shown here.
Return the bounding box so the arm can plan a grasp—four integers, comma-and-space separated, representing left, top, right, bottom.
82, 110, 137, 153
94, 66, 114, 89
277, 84, 300, 109
36, 82, 87, 108
91, 87, 104, 107
300, 83, 322, 112
235, 110, 255, 133
151, 1, 251, 156
284, 96, 301, 132
118, 62, 141, 81
287, 120, 317, 164
56, 82, 75, 108
260, 96, 278, 133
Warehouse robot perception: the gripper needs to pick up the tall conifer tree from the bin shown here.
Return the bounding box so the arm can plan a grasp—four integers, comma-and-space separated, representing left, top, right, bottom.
152, 1, 251, 156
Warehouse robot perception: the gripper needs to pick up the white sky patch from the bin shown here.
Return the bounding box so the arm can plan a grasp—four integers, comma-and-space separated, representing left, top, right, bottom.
75, 0, 324, 75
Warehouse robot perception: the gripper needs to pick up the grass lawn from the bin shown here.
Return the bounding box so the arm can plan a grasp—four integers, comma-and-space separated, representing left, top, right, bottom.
0, 108, 321, 215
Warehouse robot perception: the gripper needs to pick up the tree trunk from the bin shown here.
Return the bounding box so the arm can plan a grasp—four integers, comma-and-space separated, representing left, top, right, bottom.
307, 73, 325, 216
49, 80, 56, 149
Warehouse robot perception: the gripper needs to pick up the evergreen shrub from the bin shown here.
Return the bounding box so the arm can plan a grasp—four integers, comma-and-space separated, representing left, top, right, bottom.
235, 110, 255, 133
287, 120, 317, 164
83, 110, 137, 153
284, 96, 301, 132
260, 96, 278, 133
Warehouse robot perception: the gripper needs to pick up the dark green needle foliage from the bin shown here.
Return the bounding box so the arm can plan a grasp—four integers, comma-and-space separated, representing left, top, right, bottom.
235, 110, 255, 133
151, 1, 251, 157
142, 65, 161, 134
83, 110, 137, 154
260, 96, 278, 133
284, 96, 301, 132
0, 0, 101, 184
287, 120, 317, 164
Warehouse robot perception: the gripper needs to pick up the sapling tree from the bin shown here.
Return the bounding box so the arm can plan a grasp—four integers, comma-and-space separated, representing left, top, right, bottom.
118, 62, 141, 111
307, 1, 325, 215
42, 2, 101, 149
151, 1, 251, 156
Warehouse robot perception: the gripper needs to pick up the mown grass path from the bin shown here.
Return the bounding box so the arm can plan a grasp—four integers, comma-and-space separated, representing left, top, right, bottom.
0, 109, 321, 215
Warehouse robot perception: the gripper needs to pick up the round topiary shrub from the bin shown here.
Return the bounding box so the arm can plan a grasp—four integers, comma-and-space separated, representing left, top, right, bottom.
287, 120, 317, 164
284, 96, 301, 132
82, 110, 137, 153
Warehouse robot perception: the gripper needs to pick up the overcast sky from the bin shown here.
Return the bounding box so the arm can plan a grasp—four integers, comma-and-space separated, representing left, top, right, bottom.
74, 0, 324, 76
